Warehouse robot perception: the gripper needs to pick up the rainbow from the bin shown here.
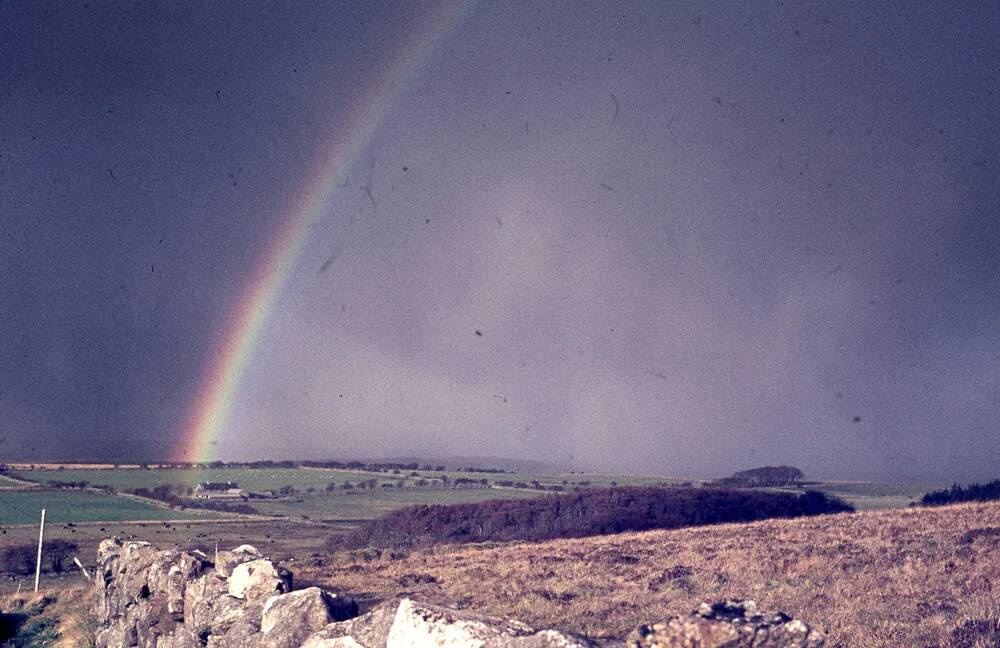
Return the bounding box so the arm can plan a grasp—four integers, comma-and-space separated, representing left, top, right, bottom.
177, 1, 475, 464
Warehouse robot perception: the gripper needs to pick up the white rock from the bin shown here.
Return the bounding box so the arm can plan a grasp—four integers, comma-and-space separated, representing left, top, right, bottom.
385, 599, 597, 648
301, 637, 366, 648
227, 559, 287, 600
387, 598, 532, 648
233, 544, 261, 555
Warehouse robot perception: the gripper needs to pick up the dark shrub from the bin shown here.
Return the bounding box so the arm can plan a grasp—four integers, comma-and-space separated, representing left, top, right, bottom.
0, 540, 78, 576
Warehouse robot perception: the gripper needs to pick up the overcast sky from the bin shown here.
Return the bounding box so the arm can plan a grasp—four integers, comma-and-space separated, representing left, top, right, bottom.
2, 1, 998, 481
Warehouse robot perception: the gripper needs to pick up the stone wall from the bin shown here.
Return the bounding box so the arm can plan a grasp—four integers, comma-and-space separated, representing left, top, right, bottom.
93, 538, 825, 647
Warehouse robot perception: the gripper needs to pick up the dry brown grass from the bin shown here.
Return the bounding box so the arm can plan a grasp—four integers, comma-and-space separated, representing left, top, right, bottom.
300, 501, 1000, 647
0, 585, 95, 647
51, 586, 98, 648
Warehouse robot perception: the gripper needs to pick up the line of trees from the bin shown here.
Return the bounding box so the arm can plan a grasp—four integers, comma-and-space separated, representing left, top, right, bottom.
335, 486, 852, 550
921, 479, 1000, 506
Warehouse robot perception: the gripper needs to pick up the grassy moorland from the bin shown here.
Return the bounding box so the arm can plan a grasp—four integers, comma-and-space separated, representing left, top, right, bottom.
302, 501, 1000, 647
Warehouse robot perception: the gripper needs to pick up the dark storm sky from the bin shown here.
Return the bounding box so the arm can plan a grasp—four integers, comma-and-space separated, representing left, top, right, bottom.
1, 1, 998, 481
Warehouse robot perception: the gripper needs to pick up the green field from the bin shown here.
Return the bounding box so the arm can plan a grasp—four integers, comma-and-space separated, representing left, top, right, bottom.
768, 481, 945, 511
10, 467, 398, 493
811, 481, 944, 510
0, 490, 219, 525
250, 487, 546, 520
0, 473, 36, 489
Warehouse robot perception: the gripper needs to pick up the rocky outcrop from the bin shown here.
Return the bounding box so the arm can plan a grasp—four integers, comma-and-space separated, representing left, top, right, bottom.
93, 539, 824, 647
94, 538, 346, 648
626, 600, 826, 647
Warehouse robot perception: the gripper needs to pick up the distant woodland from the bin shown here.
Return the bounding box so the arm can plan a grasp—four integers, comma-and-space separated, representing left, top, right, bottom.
921, 479, 1000, 506
338, 486, 852, 549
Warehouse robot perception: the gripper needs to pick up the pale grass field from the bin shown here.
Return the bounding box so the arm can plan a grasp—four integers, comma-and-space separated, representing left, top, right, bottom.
303, 501, 1000, 647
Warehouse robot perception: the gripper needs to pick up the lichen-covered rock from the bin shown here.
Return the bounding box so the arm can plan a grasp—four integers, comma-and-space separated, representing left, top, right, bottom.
154, 624, 200, 648
302, 637, 368, 648
215, 544, 263, 578
505, 630, 600, 648
383, 598, 597, 648
302, 597, 402, 648
258, 587, 358, 648
147, 550, 207, 621
95, 539, 273, 648
206, 613, 263, 647
386, 598, 535, 646
183, 572, 247, 638
96, 539, 207, 616
95, 621, 134, 648
626, 600, 825, 648
227, 558, 292, 601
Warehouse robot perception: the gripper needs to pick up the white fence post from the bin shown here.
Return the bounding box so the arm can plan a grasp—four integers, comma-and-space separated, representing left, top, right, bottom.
34, 508, 46, 592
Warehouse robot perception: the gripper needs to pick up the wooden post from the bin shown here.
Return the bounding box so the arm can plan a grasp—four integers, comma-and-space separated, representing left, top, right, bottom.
34, 508, 45, 592
73, 556, 92, 582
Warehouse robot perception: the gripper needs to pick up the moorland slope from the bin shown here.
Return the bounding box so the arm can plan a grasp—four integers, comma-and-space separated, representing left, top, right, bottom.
303, 501, 1000, 647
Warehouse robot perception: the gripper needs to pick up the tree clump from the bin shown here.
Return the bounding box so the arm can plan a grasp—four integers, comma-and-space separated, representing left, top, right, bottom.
714, 466, 805, 487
